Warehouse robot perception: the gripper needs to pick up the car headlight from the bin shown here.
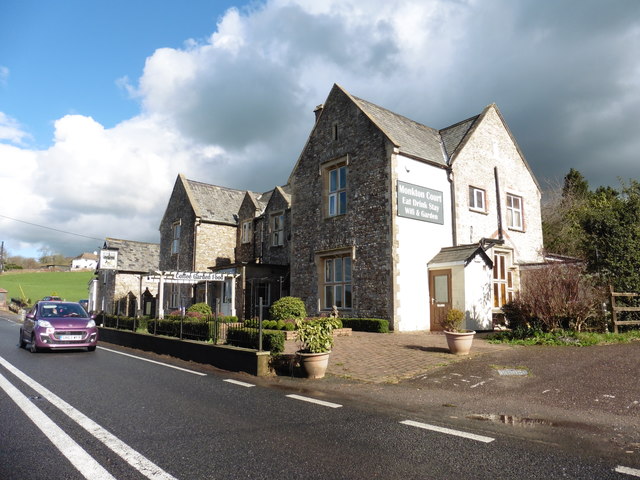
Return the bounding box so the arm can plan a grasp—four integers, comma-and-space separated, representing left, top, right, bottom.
86, 319, 96, 328
37, 319, 53, 328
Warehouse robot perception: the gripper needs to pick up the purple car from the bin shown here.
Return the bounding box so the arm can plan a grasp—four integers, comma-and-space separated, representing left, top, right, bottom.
19, 301, 98, 353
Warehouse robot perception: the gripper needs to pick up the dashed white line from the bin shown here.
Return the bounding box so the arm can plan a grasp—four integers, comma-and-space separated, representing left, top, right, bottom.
286, 394, 342, 408
616, 466, 640, 477
224, 379, 255, 387
0, 356, 178, 480
400, 419, 495, 443
98, 346, 206, 376
0, 371, 116, 480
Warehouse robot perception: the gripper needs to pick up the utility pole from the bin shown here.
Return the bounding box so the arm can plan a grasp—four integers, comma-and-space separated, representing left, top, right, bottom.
0, 241, 4, 274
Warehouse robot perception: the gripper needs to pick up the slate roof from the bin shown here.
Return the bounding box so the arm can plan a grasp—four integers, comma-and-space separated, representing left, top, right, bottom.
184, 178, 247, 225
103, 238, 160, 273
428, 244, 493, 268
439, 115, 480, 159
351, 94, 446, 166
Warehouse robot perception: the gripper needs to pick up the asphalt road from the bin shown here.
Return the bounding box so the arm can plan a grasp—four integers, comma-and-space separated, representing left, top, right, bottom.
1, 312, 638, 479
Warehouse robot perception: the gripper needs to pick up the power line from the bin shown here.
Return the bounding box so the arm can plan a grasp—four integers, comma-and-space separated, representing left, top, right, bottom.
0, 213, 104, 242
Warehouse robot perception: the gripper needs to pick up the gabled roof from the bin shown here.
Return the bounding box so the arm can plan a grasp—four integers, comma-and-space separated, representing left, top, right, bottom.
102, 238, 160, 273
428, 244, 493, 268
182, 175, 246, 225
349, 92, 446, 166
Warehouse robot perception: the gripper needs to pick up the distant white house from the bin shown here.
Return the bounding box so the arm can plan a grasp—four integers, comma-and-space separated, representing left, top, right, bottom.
71, 252, 98, 271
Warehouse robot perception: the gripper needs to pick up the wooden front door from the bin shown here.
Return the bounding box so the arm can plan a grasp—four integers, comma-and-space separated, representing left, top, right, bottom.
429, 269, 452, 331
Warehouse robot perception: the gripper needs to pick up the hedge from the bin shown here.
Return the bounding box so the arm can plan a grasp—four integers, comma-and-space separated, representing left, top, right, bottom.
226, 328, 285, 354
340, 318, 389, 333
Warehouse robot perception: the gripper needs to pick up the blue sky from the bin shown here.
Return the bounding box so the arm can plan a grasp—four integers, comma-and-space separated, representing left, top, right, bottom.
1, 0, 236, 146
1, 0, 639, 259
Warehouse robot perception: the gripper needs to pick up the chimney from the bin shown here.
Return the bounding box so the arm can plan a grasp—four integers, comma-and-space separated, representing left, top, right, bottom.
314, 104, 324, 122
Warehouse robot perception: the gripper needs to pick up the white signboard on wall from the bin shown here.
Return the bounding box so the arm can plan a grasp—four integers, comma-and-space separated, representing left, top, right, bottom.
397, 181, 444, 224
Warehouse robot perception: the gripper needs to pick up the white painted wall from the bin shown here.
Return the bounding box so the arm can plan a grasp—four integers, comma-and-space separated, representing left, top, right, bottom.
394, 154, 452, 331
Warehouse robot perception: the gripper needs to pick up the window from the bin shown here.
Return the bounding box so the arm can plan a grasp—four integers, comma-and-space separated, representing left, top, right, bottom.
241, 220, 252, 244
469, 186, 486, 212
171, 222, 181, 254
323, 255, 352, 309
271, 212, 284, 246
493, 252, 515, 308
327, 165, 347, 217
506, 193, 523, 230
332, 122, 339, 141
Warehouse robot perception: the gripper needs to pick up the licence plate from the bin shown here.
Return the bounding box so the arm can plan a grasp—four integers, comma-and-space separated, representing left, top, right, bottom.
60, 335, 83, 341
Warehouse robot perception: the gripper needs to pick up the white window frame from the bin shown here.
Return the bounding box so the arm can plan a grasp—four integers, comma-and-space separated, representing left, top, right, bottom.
322, 255, 352, 310
469, 186, 486, 212
506, 193, 523, 230
171, 222, 181, 255
270, 212, 284, 247
241, 220, 252, 244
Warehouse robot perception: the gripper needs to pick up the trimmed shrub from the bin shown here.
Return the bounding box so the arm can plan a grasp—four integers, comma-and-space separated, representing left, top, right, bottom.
226, 328, 285, 354
187, 303, 213, 316
270, 296, 307, 321
340, 318, 389, 333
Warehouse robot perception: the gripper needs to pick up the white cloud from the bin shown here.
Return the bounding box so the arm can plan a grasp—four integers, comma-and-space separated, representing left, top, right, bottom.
0, 112, 32, 145
3, 0, 640, 258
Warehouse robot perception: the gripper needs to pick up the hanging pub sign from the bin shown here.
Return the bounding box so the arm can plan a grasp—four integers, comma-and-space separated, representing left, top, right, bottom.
99, 249, 118, 270
397, 181, 444, 224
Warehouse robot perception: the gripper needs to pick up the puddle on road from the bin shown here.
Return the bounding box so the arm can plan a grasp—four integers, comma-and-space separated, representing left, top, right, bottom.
467, 413, 554, 427
467, 413, 600, 432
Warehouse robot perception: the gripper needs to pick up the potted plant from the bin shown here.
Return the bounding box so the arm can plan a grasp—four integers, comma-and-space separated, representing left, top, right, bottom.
440, 308, 475, 355
295, 316, 341, 379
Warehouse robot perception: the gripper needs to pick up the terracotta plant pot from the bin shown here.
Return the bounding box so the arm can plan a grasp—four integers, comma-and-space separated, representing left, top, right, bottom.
297, 351, 331, 379
444, 330, 476, 355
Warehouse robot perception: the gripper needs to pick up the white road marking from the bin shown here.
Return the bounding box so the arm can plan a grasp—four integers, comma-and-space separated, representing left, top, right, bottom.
223, 379, 255, 387
0, 371, 116, 480
286, 394, 343, 408
0, 356, 178, 480
400, 420, 495, 443
470, 381, 486, 389
616, 466, 640, 477
98, 346, 206, 376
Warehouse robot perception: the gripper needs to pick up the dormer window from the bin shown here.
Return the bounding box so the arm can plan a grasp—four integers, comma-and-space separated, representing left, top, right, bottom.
271, 212, 284, 247
171, 222, 181, 254
241, 220, 252, 244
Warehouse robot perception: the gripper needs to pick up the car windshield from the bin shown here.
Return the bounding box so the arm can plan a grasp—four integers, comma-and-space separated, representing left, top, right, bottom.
39, 303, 88, 318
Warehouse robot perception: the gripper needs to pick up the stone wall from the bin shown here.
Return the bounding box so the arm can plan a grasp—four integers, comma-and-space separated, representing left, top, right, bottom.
452, 106, 544, 263
290, 86, 394, 321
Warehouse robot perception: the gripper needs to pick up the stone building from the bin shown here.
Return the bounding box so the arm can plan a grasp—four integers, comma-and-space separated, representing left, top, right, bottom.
92, 238, 160, 316
288, 84, 544, 331
157, 174, 246, 316
235, 185, 292, 319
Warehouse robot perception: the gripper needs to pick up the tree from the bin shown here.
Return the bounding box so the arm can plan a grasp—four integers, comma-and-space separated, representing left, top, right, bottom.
542, 169, 591, 257
580, 181, 640, 292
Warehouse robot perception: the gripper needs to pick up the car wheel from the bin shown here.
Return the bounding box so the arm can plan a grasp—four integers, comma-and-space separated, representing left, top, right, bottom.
87, 346, 96, 352
29, 334, 39, 353
18, 329, 26, 349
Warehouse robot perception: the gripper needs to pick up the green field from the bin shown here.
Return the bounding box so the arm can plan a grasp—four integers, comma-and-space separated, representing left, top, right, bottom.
0, 270, 94, 306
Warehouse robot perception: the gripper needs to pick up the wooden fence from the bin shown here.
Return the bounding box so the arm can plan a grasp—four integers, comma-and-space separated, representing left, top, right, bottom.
610, 286, 640, 333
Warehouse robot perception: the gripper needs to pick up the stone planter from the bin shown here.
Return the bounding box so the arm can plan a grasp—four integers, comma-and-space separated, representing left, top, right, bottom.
297, 351, 331, 379
444, 330, 476, 355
